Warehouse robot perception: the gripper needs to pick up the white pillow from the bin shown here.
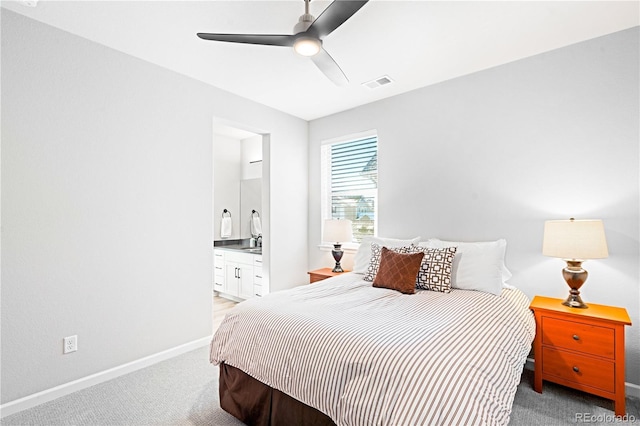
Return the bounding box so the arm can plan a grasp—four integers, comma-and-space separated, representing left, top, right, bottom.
353, 236, 421, 274
422, 239, 511, 295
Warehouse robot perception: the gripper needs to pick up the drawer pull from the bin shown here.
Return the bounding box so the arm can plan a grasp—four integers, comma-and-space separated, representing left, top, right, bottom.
572, 366, 580, 373
572, 334, 580, 341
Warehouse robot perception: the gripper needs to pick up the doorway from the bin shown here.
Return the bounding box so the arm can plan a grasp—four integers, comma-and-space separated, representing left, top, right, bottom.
211, 119, 270, 313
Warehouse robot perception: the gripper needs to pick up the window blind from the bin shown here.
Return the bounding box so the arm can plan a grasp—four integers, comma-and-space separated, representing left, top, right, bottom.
322, 136, 378, 242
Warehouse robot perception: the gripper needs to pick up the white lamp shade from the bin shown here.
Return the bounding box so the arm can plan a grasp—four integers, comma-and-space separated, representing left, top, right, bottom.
323, 219, 353, 243
542, 219, 608, 260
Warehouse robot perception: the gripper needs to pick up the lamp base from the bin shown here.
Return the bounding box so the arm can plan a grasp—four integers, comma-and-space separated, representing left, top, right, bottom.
561, 260, 589, 309
562, 291, 588, 309
331, 244, 344, 273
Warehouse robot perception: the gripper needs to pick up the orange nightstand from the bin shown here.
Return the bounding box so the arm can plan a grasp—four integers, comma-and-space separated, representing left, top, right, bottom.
307, 268, 349, 283
529, 296, 631, 416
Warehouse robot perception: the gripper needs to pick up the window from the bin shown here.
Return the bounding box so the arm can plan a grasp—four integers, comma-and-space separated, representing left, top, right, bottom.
321, 134, 378, 242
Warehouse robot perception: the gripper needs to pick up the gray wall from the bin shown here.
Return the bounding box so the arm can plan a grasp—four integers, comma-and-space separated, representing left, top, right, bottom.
1, 10, 308, 403
309, 27, 640, 385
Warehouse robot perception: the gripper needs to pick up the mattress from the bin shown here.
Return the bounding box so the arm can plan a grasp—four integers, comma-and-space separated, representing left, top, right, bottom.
210, 272, 535, 425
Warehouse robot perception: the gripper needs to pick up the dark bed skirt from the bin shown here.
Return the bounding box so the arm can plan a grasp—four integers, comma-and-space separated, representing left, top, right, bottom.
219, 363, 336, 426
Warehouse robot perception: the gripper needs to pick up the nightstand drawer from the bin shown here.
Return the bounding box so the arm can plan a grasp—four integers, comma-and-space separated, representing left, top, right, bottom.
542, 317, 615, 359
307, 268, 350, 284
309, 273, 327, 283
542, 347, 615, 393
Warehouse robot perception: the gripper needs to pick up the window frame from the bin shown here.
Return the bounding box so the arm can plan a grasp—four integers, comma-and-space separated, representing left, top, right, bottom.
320, 129, 378, 250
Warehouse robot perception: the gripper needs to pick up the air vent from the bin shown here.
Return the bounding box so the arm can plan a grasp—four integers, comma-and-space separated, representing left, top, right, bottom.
362, 75, 394, 89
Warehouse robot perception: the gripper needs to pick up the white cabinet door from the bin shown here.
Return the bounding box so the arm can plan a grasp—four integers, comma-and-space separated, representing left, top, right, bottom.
224, 263, 240, 297
238, 264, 254, 299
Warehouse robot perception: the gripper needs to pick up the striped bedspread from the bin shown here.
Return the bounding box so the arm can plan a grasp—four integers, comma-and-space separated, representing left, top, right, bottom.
210, 273, 535, 425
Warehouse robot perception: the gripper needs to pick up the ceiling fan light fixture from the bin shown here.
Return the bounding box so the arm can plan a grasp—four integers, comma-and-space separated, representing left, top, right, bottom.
293, 36, 322, 57
197, 0, 369, 85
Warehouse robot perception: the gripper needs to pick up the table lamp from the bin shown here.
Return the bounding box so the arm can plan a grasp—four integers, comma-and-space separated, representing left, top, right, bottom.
542, 218, 608, 308
323, 219, 353, 272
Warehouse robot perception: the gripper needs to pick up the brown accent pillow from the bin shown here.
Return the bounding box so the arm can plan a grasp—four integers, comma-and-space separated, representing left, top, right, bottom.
373, 247, 425, 294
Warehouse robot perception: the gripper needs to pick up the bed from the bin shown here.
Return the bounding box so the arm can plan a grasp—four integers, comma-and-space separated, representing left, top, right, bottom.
210, 262, 536, 425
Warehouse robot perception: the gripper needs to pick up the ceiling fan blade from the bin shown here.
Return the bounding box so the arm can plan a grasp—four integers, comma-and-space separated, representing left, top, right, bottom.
307, 0, 368, 38
197, 33, 295, 47
310, 48, 348, 86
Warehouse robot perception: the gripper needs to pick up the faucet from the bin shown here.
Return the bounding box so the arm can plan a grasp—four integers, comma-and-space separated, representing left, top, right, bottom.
257, 235, 262, 247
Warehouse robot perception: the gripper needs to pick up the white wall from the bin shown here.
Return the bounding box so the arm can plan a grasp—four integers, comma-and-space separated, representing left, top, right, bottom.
1, 9, 308, 405
309, 28, 640, 385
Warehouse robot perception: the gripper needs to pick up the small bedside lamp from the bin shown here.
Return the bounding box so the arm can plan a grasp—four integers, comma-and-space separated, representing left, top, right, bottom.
542, 218, 608, 309
323, 219, 353, 273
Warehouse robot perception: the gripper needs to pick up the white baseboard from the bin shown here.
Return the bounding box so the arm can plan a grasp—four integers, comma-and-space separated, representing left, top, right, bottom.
0, 335, 212, 418
525, 357, 640, 399
525, 357, 535, 372
627, 382, 640, 399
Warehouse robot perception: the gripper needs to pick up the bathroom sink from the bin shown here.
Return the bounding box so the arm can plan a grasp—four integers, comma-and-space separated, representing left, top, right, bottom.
239, 247, 262, 253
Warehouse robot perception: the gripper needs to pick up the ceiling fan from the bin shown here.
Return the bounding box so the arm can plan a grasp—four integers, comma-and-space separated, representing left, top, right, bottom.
197, 0, 368, 86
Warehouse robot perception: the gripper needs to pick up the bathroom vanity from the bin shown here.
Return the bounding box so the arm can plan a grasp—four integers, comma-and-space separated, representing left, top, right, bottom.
214, 245, 263, 301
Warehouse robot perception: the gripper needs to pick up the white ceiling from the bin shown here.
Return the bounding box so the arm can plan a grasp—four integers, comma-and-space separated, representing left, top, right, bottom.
3, 1, 638, 120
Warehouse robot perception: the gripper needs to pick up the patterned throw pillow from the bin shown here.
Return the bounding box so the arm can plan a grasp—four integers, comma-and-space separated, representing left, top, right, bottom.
411, 246, 457, 292
363, 242, 414, 281
373, 247, 425, 294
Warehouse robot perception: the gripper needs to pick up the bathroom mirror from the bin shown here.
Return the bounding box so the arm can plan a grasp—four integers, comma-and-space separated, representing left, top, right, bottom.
240, 178, 262, 239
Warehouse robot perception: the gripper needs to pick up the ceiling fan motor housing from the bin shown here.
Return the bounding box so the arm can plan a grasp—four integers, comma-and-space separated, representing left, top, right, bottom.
294, 13, 315, 34
292, 12, 322, 56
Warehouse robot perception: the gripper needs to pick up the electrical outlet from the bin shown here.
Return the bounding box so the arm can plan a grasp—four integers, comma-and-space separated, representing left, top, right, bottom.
63, 335, 77, 354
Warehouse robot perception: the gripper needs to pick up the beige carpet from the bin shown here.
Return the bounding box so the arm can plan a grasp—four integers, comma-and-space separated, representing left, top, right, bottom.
2, 346, 638, 425
1, 346, 241, 426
